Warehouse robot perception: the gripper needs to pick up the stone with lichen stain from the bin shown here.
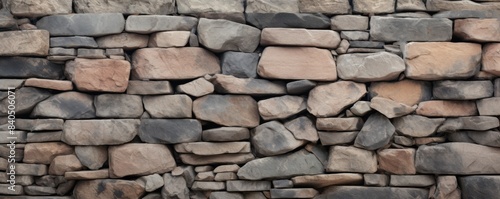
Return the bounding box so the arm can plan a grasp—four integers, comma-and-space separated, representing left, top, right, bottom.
74, 179, 145, 199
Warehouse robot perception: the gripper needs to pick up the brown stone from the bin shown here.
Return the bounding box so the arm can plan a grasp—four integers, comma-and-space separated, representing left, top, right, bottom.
63, 120, 140, 145
415, 137, 446, 145
258, 95, 306, 120
369, 80, 431, 106
378, 148, 416, 174
132, 47, 220, 80
482, 43, 500, 76
284, 116, 319, 143
307, 81, 366, 117
65, 58, 130, 92
179, 153, 255, 165
149, 31, 190, 47
49, 154, 84, 175
405, 42, 481, 80
261, 28, 340, 48
299, 0, 351, 14
431, 176, 460, 199
416, 100, 477, 117
316, 117, 364, 131
326, 146, 377, 173
96, 33, 149, 49
258, 47, 337, 81
455, 19, 500, 42
109, 143, 176, 178
23, 142, 73, 164
143, 95, 192, 118
127, 80, 173, 95
270, 188, 319, 198
291, 173, 363, 188
0, 30, 49, 56
212, 74, 287, 95
24, 78, 73, 91
370, 97, 416, 118
193, 95, 260, 128
74, 179, 145, 199
10, 0, 72, 17
174, 142, 251, 155
176, 77, 214, 97
65, 169, 109, 180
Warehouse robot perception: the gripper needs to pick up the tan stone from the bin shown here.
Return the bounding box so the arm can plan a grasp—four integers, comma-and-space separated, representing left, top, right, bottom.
455, 19, 500, 42
258, 47, 337, 81
299, 0, 351, 14
24, 78, 73, 91
177, 77, 214, 97
370, 97, 416, 118
415, 137, 446, 145
258, 95, 306, 120
65, 58, 130, 92
477, 97, 500, 116
65, 169, 109, 180
416, 100, 477, 117
212, 74, 287, 95
261, 28, 340, 48
316, 117, 364, 131
378, 148, 416, 175
369, 80, 431, 106
307, 81, 366, 117
23, 142, 73, 164
109, 143, 176, 178
0, 30, 49, 56
193, 95, 260, 128
405, 42, 481, 80
179, 153, 255, 165
353, 0, 395, 14
174, 142, 251, 155
49, 154, 84, 175
482, 43, 500, 76
96, 33, 149, 49
74, 179, 145, 199
10, 0, 72, 17
132, 47, 220, 80
291, 173, 363, 188
326, 146, 377, 173
149, 31, 191, 47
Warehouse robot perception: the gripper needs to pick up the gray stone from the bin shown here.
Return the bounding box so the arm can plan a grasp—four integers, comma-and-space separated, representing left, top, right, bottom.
0, 130, 26, 144
0, 30, 50, 56
397, 0, 426, 11
16, 163, 48, 176
27, 131, 62, 143
221, 52, 259, 78
0, 79, 24, 91
315, 186, 429, 199
327, 146, 377, 173
477, 97, 500, 116
245, 13, 330, 29
316, 118, 364, 131
35, 175, 66, 187
95, 94, 144, 118
394, 136, 415, 146
31, 92, 96, 119
36, 13, 125, 36
340, 31, 370, 41
74, 0, 175, 14
286, 80, 316, 94
139, 119, 202, 144
370, 16, 452, 42
136, 174, 164, 192
49, 48, 76, 56
198, 18, 260, 53
353, 0, 395, 14
307, 81, 366, 117
433, 10, 500, 19
273, 180, 293, 188
125, 15, 198, 34
202, 127, 250, 142
337, 52, 405, 82
75, 146, 107, 170
63, 119, 140, 145
284, 116, 318, 143
50, 36, 98, 48
258, 95, 306, 120
364, 174, 389, 187
74, 179, 145, 199
426, 0, 500, 11
0, 57, 64, 79
271, 188, 319, 198
392, 115, 445, 137
210, 191, 244, 199
0, 87, 51, 116
318, 131, 359, 146
495, 79, 500, 97
433, 80, 493, 100
390, 175, 435, 187
175, 142, 251, 155
143, 95, 192, 118
24, 185, 56, 195
299, 0, 350, 14
251, 121, 304, 156
349, 41, 384, 48
105, 48, 124, 56
96, 33, 149, 49
196, 171, 215, 181
246, 0, 299, 13
127, 81, 173, 95
176, 78, 214, 97
437, 116, 499, 132
238, 150, 323, 180
192, 181, 226, 191
354, 113, 395, 150
193, 94, 260, 127
77, 48, 106, 59
0, 14, 16, 29
370, 97, 417, 118
331, 15, 369, 31
177, 0, 244, 14
149, 31, 190, 48
10, 0, 71, 17
227, 180, 271, 191
460, 176, 500, 199
180, 153, 255, 165
260, 28, 340, 49
350, 101, 372, 116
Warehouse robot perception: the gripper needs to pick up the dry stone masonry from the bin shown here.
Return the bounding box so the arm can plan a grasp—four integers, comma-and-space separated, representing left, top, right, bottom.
0, 0, 500, 198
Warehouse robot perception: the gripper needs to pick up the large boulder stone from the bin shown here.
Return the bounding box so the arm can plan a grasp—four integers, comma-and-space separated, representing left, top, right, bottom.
404, 42, 481, 80
261, 28, 340, 48
95, 94, 143, 118
454, 19, 500, 42
299, 0, 350, 14
0, 57, 63, 79
0, 30, 49, 56
125, 15, 198, 34
96, 33, 149, 49
198, 18, 260, 53
258, 47, 337, 81
353, 0, 395, 14
482, 43, 500, 76
251, 121, 305, 156
326, 146, 377, 173
63, 119, 140, 145
10, 0, 72, 17
109, 143, 176, 178
246, 0, 299, 13
143, 95, 192, 118
74, 179, 145, 199
0, 87, 51, 116
246, 13, 330, 29
193, 95, 260, 127
132, 47, 220, 80
433, 80, 493, 100
460, 176, 500, 199
315, 186, 429, 199
31, 92, 95, 119
36, 13, 125, 36
74, 0, 175, 14
416, 100, 477, 117
238, 150, 323, 180
308, 81, 366, 117
65, 58, 130, 92
392, 115, 445, 137
369, 80, 431, 106
23, 142, 73, 164
258, 96, 306, 120
415, 143, 500, 174
139, 119, 202, 144
370, 17, 452, 42
354, 113, 394, 150
337, 52, 405, 82
211, 74, 286, 95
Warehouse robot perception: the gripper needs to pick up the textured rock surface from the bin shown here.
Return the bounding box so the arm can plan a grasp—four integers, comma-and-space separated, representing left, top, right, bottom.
74, 179, 145, 199
337, 52, 405, 82
327, 146, 377, 173
258, 96, 306, 120
433, 80, 493, 100
65, 58, 130, 92
211, 74, 286, 95
251, 121, 304, 156
63, 120, 140, 145
125, 15, 198, 34
10, 0, 72, 17
455, 19, 500, 42
308, 81, 366, 117
482, 43, 500, 76
95, 94, 143, 118
139, 119, 202, 144
261, 28, 340, 48
74, 0, 175, 14
416, 100, 477, 117
370, 17, 452, 42
0, 30, 49, 56
198, 18, 260, 53
109, 144, 176, 178
31, 92, 96, 119
37, 13, 125, 36
354, 113, 395, 150
193, 95, 259, 127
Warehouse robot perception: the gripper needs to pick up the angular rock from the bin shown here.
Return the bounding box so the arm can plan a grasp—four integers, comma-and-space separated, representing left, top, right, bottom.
245, 0, 299, 13
177, 0, 244, 13
74, 0, 175, 14
238, 150, 323, 180
227, 180, 271, 192
337, 52, 405, 82
175, 142, 251, 155
430, 176, 460, 199
340, 31, 370, 41
397, 0, 426, 11
65, 169, 109, 180
63, 119, 140, 145
0, 87, 51, 116
460, 175, 500, 199
258, 96, 306, 120
77, 48, 106, 59
37, 13, 125, 36
193, 95, 259, 127
316, 118, 363, 131
202, 127, 250, 142
390, 175, 435, 187
198, 18, 260, 53
415, 137, 446, 145
196, 171, 215, 181
315, 186, 429, 199
210, 191, 244, 199
177, 78, 214, 97
221, 52, 259, 78
139, 119, 202, 144
405, 42, 481, 80
349, 41, 384, 48
433, 10, 500, 19
353, 0, 395, 14
11, 0, 71, 17
75, 146, 107, 170
364, 174, 389, 187
109, 144, 176, 178
261, 28, 340, 48
370, 97, 416, 118
433, 80, 493, 100
416, 100, 477, 117
0, 30, 49, 56
284, 116, 318, 143
162, 173, 189, 199
95, 94, 143, 118
271, 188, 318, 198
74, 179, 144, 199
392, 115, 445, 137
127, 81, 173, 95
132, 47, 220, 80
50, 36, 98, 48
426, 0, 500, 11
350, 101, 372, 116
477, 97, 500, 116
286, 80, 316, 94
258, 47, 337, 81
143, 95, 192, 118
24, 78, 73, 91
23, 186, 56, 196
371, 80, 429, 107
65, 58, 130, 92
180, 153, 255, 165
34, 175, 63, 187
149, 31, 190, 47
252, 121, 304, 156
96, 33, 149, 49
31, 92, 95, 119
245, 13, 330, 29
307, 81, 366, 117
327, 146, 377, 173
482, 43, 500, 76
319, 131, 358, 145
354, 113, 395, 150
455, 19, 500, 42
467, 130, 500, 148
27, 132, 63, 143
299, 0, 350, 14
192, 181, 226, 191
23, 142, 73, 164
125, 15, 198, 34
291, 173, 363, 188
378, 149, 416, 174
273, 180, 293, 188
49, 154, 83, 175
437, 116, 499, 132
211, 74, 286, 95
0, 79, 24, 91
16, 163, 47, 176
331, 15, 369, 31
370, 17, 452, 42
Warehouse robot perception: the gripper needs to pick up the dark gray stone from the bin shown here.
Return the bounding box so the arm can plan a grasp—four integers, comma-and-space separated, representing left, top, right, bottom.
212, 74, 287, 96
193, 94, 260, 127
37, 13, 125, 36
35, 175, 66, 187
370, 16, 452, 42
286, 80, 316, 94
437, 116, 499, 132
349, 41, 384, 48
354, 113, 395, 150
271, 188, 318, 198
202, 127, 250, 142
0, 87, 51, 116
139, 119, 202, 144
24, 186, 56, 195
318, 131, 358, 146
63, 119, 140, 145
27, 131, 63, 142
245, 13, 330, 29
273, 180, 293, 188
77, 48, 106, 59
467, 130, 500, 148
221, 52, 259, 78
50, 36, 98, 48
460, 176, 500, 199
389, 175, 435, 187
340, 31, 370, 41
0, 57, 64, 79
31, 92, 96, 119
210, 191, 244, 199
433, 80, 493, 100
198, 18, 261, 53
226, 180, 271, 192
433, 10, 500, 19
447, 132, 475, 143
95, 94, 144, 118
495, 79, 500, 97
125, 15, 198, 34
392, 115, 445, 137
315, 186, 429, 199
251, 121, 304, 156
237, 150, 324, 180
75, 146, 107, 170
162, 173, 189, 199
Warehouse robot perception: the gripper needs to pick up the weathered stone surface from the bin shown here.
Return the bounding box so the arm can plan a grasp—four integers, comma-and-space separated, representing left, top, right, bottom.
139, 119, 202, 144
353, 0, 395, 14
477, 97, 500, 116
415, 137, 446, 145
460, 176, 500, 199
37, 13, 125, 36
273, 180, 293, 188
132, 47, 220, 80
65, 58, 130, 92
49, 154, 83, 175
210, 191, 244, 199
198, 18, 260, 53
23, 186, 56, 195
63, 119, 140, 145
96, 33, 148, 49
50, 36, 98, 48
369, 80, 431, 106
74, 0, 175, 14
397, 0, 426, 11
193, 95, 259, 127
292, 173, 363, 188
74, 179, 145, 199
308, 81, 366, 117
378, 149, 416, 174
143, 95, 192, 118
496, 79, 500, 97
23, 142, 73, 164
271, 188, 318, 198
127, 81, 173, 95
11, 0, 71, 17
393, 115, 444, 137
31, 92, 95, 119
25, 78, 73, 91
405, 42, 481, 80
287, 80, 316, 94
430, 176, 460, 199
284, 116, 318, 143
426, 0, 500, 11
238, 150, 323, 180
180, 153, 255, 165
0, 30, 49, 56
416, 100, 477, 117
340, 31, 369, 41
252, 121, 304, 156
95, 94, 143, 118
75, 146, 107, 170
196, 171, 215, 181
245, 0, 299, 13
258, 96, 306, 120
77, 48, 106, 59
175, 142, 250, 155
226, 180, 271, 192
370, 17, 452, 42
350, 101, 372, 116
177, 0, 244, 13
221, 52, 259, 78
0, 79, 24, 91
370, 97, 416, 118
316, 118, 363, 131
483, 43, 500, 76
433, 80, 493, 100
337, 52, 405, 82
0, 87, 51, 116
467, 130, 500, 148
316, 186, 429, 199
455, 19, 500, 42
261, 28, 340, 48
246, 13, 330, 29
26, 131, 62, 143
416, 142, 500, 174
211, 74, 286, 95
125, 15, 198, 34
364, 174, 389, 187
331, 15, 368, 31
433, 10, 500, 19
65, 169, 109, 180
16, 163, 47, 176
326, 146, 377, 173
319, 131, 358, 145
437, 116, 499, 132
390, 175, 435, 187
202, 127, 250, 142
149, 31, 190, 48
258, 47, 337, 81
177, 78, 214, 97
299, 0, 350, 14
192, 181, 226, 191
109, 144, 176, 178
162, 173, 189, 199
354, 113, 395, 150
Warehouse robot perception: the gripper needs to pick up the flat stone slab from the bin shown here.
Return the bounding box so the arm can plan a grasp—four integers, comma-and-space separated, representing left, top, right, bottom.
37, 13, 125, 36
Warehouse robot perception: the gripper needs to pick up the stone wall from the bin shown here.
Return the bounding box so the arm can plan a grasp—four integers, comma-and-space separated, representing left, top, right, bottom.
1, 0, 500, 198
